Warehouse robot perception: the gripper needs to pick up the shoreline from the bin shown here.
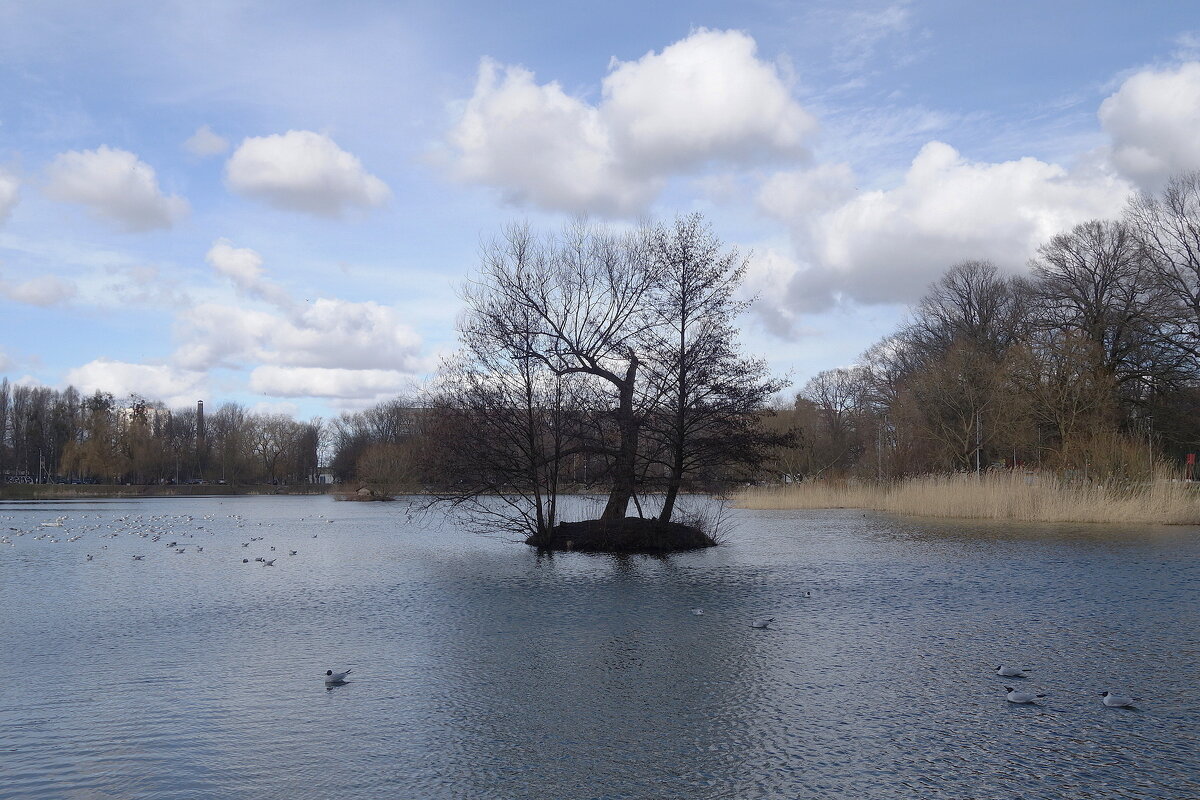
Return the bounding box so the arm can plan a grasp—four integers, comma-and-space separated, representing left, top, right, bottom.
0, 484, 335, 501
734, 472, 1200, 526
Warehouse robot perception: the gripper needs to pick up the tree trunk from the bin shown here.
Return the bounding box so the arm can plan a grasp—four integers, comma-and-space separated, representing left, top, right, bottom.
658, 461, 683, 523
600, 359, 639, 522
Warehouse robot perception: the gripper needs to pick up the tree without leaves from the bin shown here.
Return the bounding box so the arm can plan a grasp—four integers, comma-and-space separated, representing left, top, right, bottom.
1126, 171, 1200, 361
458, 220, 655, 524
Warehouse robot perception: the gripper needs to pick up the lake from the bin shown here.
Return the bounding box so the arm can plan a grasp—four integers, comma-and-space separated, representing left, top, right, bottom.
1, 496, 1197, 799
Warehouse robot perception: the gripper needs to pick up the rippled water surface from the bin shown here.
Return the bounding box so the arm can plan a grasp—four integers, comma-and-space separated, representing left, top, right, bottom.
1, 496, 1198, 799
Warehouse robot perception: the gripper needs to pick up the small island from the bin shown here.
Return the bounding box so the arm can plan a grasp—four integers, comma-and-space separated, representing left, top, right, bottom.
422, 216, 785, 553
527, 517, 716, 553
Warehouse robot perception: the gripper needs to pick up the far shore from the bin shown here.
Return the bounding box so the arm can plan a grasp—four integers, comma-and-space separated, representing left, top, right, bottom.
0, 483, 335, 501
734, 472, 1200, 526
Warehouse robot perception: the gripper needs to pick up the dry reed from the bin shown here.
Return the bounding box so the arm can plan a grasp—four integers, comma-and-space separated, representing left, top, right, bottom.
735, 471, 1200, 525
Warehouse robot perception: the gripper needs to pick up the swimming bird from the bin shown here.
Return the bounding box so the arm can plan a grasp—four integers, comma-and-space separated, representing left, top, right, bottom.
324, 669, 351, 684
86, 554, 93, 561
289, 550, 297, 555
263, 559, 275, 566
1100, 691, 1137, 708
132, 555, 144, 560
692, 608, 704, 616
1004, 687, 1045, 704
996, 665, 1028, 677
751, 617, 774, 629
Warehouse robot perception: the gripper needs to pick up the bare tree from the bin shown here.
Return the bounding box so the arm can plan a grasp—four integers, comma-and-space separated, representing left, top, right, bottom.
641, 214, 789, 521
460, 220, 654, 523
1126, 171, 1200, 359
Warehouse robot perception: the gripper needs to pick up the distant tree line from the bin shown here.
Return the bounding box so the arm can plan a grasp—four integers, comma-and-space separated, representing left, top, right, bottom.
0, 384, 321, 485
769, 171, 1200, 482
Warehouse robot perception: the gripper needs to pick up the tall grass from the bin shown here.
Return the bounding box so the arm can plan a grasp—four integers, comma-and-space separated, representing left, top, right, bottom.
735, 471, 1200, 525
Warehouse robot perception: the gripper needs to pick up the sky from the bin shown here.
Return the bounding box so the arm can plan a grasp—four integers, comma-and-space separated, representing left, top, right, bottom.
1, 0, 1199, 419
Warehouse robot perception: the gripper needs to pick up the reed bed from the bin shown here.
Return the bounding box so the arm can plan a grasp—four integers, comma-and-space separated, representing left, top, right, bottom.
735, 472, 1200, 525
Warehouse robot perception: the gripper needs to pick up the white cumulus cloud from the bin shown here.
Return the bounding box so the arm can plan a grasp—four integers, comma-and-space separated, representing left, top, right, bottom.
1099, 61, 1200, 191
758, 142, 1132, 314
225, 130, 390, 217
205, 239, 291, 307
183, 124, 230, 157
174, 298, 423, 374
603, 28, 816, 172
65, 359, 206, 407
0, 168, 18, 224
446, 59, 646, 216
444, 28, 815, 215
0, 274, 78, 306
249, 366, 414, 400
44, 146, 188, 232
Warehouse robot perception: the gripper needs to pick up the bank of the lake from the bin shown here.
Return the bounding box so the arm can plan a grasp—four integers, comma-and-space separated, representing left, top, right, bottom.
0, 483, 333, 500
736, 471, 1200, 525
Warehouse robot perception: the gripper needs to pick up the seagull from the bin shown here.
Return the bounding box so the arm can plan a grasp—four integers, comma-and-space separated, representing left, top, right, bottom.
692, 608, 704, 616
86, 554, 94, 561
996, 665, 1028, 677
1004, 687, 1045, 704
751, 617, 774, 629
263, 559, 275, 566
289, 550, 298, 556
132, 555, 145, 560
1100, 691, 1138, 708
324, 669, 351, 684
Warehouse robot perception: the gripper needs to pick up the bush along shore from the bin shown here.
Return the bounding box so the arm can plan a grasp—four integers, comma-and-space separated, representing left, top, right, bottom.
735, 471, 1200, 526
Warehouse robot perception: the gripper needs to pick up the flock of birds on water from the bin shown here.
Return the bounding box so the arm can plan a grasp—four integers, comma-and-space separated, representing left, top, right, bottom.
2, 509, 1145, 708
1, 510, 334, 569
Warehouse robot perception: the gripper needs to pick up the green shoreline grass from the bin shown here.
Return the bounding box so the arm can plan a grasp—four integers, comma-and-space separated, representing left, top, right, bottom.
734, 472, 1200, 526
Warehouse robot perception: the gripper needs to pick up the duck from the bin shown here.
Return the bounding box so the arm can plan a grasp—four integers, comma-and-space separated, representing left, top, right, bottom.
751, 617, 774, 629
1100, 691, 1137, 708
995, 665, 1028, 677
324, 669, 351, 684
1004, 687, 1045, 704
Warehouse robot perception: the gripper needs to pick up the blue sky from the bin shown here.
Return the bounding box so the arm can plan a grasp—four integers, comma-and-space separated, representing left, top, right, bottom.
1, 0, 1198, 418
